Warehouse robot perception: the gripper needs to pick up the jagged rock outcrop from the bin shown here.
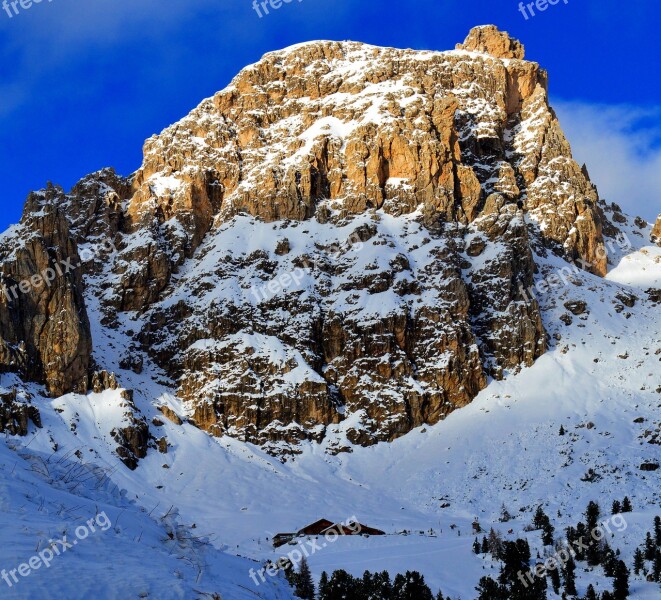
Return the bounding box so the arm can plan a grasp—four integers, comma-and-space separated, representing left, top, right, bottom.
0, 388, 41, 436
0, 187, 92, 396
456, 24, 525, 59
652, 215, 661, 246
110, 390, 150, 470
1, 26, 618, 454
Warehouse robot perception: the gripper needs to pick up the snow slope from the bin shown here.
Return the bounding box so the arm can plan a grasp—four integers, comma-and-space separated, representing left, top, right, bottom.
1, 212, 659, 599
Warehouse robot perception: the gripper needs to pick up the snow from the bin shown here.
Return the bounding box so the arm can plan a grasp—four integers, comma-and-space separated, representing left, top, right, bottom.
1, 36, 660, 600
2, 215, 659, 598
149, 175, 183, 196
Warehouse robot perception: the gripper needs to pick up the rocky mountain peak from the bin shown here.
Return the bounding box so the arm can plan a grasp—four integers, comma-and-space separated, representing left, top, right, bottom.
0, 27, 627, 457
456, 25, 525, 60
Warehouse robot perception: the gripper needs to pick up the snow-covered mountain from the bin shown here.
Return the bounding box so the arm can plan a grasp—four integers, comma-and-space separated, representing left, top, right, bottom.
0, 25, 659, 599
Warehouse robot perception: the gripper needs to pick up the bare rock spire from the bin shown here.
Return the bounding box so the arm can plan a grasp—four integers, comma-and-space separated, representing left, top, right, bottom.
457, 25, 525, 60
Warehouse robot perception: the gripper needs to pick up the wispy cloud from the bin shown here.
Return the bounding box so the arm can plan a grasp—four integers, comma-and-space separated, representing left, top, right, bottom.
554, 100, 661, 223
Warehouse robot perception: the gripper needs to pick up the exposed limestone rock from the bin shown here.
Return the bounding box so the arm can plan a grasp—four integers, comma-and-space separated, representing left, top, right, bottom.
456, 25, 525, 60
158, 405, 183, 426
91, 370, 119, 393
2, 26, 622, 454
652, 215, 661, 246
0, 389, 41, 436
0, 187, 92, 396
111, 392, 149, 470
121, 26, 603, 281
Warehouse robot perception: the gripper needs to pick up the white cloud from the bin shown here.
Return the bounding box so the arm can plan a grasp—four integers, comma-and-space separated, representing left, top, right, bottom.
554, 100, 661, 223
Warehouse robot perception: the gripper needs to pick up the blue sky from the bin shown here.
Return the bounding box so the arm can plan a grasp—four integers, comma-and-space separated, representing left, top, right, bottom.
0, 0, 659, 232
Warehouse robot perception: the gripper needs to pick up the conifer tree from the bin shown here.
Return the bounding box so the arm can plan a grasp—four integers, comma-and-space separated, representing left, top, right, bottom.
612, 559, 629, 600
318, 572, 330, 600
574, 523, 588, 561
393, 571, 433, 600
549, 564, 561, 595
645, 532, 656, 560
585, 584, 598, 600
500, 503, 512, 522
294, 557, 315, 599
542, 520, 555, 547
653, 549, 661, 582
585, 501, 600, 533
611, 500, 621, 515
475, 576, 505, 600
325, 570, 359, 600
534, 506, 549, 530
481, 536, 489, 554
473, 537, 482, 554
633, 548, 644, 575
621, 497, 632, 512
374, 571, 393, 600
488, 528, 504, 559
562, 555, 577, 596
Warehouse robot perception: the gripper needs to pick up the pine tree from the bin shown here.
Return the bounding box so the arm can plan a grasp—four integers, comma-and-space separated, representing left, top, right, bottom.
500, 503, 512, 523
488, 528, 504, 560
585, 501, 601, 533
542, 520, 555, 547
633, 548, 644, 575
654, 516, 661, 546
601, 544, 617, 577
645, 532, 656, 560
294, 557, 315, 600
611, 500, 621, 514
549, 564, 561, 594
585, 584, 598, 600
586, 537, 602, 567
612, 559, 629, 600
326, 570, 359, 600
534, 506, 549, 530
621, 497, 632, 513
475, 576, 505, 600
393, 571, 433, 600
481, 536, 489, 554
497, 539, 547, 600
284, 561, 298, 589
318, 572, 330, 600
653, 549, 661, 582
435, 591, 445, 600
602, 592, 614, 600
473, 537, 482, 554
562, 555, 577, 596
574, 522, 588, 561
559, 425, 565, 436
374, 571, 393, 600
362, 571, 375, 600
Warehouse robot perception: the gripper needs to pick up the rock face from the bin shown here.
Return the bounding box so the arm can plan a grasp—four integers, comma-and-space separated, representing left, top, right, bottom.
0, 388, 41, 436
652, 215, 661, 246
0, 187, 92, 397
111, 390, 150, 470
456, 24, 525, 59
0, 26, 617, 455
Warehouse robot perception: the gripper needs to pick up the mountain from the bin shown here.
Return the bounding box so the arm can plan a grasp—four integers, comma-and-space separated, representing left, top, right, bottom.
0, 25, 660, 599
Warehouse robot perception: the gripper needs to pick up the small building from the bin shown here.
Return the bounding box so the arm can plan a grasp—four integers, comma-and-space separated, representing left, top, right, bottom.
324, 522, 385, 536
272, 518, 385, 547
272, 533, 295, 548
297, 519, 335, 536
